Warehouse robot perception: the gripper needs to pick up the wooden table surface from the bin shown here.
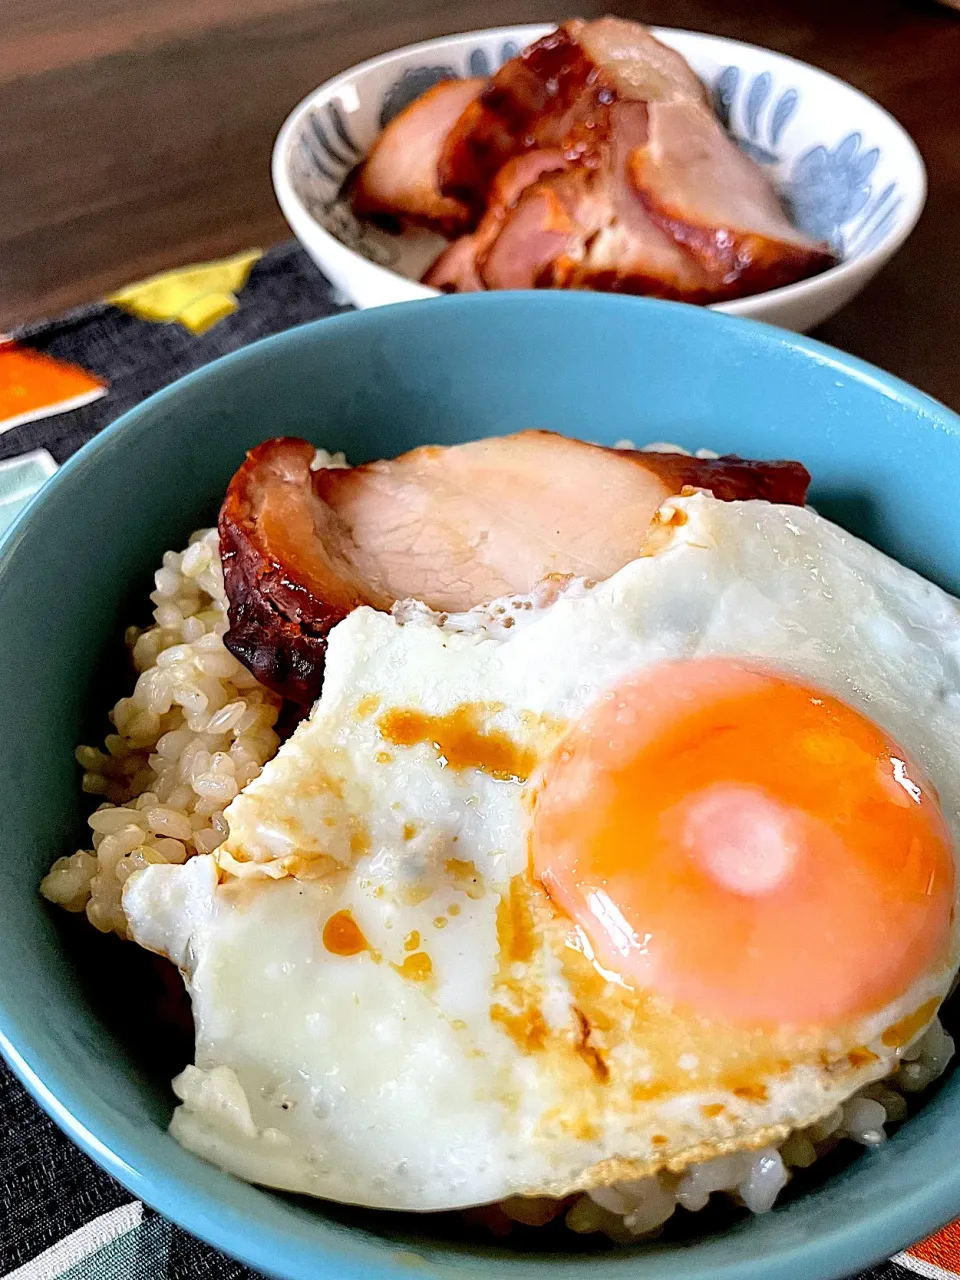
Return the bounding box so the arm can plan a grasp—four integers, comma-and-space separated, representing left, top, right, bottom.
1, 0, 957, 408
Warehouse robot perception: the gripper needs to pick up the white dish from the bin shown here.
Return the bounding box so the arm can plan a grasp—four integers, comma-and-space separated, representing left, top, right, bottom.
273, 24, 927, 332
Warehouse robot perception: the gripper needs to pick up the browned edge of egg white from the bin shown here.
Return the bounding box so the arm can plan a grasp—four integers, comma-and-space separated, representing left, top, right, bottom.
488, 868, 935, 1175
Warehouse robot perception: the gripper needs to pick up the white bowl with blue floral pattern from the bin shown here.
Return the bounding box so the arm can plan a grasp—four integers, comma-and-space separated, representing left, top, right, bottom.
272, 24, 926, 333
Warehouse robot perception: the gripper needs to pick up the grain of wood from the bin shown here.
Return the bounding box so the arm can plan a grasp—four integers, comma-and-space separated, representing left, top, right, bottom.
0, 0, 957, 408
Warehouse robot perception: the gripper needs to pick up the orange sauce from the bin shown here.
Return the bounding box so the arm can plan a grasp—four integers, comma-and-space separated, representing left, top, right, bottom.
392, 953, 433, 983
322, 909, 369, 956
732, 1083, 769, 1103
491, 1003, 548, 1052
573, 1007, 609, 1083
377, 704, 535, 782
445, 858, 485, 900
881, 997, 940, 1047
349, 819, 371, 855
496, 875, 537, 966
848, 1047, 880, 1068
630, 1081, 669, 1103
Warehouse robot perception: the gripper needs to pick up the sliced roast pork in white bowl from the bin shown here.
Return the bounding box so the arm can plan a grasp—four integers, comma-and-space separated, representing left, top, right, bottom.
272, 20, 926, 331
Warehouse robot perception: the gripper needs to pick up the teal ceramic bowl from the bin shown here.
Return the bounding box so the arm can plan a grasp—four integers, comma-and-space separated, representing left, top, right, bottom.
2, 293, 960, 1280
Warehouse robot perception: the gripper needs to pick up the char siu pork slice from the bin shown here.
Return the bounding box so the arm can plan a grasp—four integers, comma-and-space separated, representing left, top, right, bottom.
426, 103, 716, 298
575, 17, 707, 105
465, 102, 718, 297
425, 150, 574, 291
629, 97, 836, 294
437, 18, 706, 217
425, 21, 833, 298
352, 77, 487, 234
219, 431, 810, 706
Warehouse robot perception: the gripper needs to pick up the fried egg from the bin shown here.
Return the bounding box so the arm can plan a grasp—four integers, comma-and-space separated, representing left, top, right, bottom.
123, 493, 960, 1211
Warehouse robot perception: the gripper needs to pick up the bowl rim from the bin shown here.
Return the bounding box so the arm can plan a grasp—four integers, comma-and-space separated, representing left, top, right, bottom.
271, 22, 927, 316
2, 292, 960, 1280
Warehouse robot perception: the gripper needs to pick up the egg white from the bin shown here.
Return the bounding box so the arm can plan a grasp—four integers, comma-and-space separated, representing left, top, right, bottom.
124, 494, 960, 1210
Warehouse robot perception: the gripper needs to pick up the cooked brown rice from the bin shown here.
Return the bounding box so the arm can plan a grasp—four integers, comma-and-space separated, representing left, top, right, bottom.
40, 527, 282, 937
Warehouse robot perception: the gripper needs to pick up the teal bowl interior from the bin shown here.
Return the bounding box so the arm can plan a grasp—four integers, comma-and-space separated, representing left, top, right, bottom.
2, 292, 960, 1280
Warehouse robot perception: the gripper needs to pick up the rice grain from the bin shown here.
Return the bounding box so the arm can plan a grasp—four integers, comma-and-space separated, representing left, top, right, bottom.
40, 528, 282, 937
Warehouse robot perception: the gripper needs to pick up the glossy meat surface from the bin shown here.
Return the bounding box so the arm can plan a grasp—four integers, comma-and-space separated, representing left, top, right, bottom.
220, 432, 810, 706
437, 19, 706, 216
630, 98, 836, 295
421, 20, 835, 298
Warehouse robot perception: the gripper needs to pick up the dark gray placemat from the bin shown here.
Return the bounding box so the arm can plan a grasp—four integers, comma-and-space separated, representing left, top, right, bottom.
0, 241, 350, 466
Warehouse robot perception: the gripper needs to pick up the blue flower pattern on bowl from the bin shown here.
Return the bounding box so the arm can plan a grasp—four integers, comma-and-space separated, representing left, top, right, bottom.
713, 66, 798, 164
292, 46, 902, 274
289, 102, 401, 266
468, 41, 519, 77
715, 65, 897, 255
790, 135, 876, 244
381, 41, 521, 124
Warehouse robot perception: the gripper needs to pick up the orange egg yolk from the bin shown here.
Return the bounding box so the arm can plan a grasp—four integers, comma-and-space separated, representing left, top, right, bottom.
532, 659, 955, 1027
